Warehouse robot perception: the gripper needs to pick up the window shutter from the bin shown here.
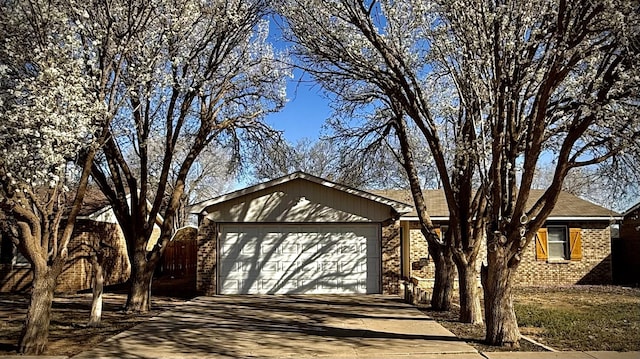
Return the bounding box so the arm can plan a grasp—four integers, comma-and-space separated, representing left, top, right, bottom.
535, 228, 548, 261
569, 228, 582, 261
434, 228, 442, 240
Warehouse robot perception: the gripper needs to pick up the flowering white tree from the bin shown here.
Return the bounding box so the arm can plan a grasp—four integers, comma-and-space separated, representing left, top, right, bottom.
248, 136, 434, 189
279, 0, 640, 345
277, 0, 484, 322
0, 0, 105, 353
432, 0, 640, 345
88, 0, 290, 312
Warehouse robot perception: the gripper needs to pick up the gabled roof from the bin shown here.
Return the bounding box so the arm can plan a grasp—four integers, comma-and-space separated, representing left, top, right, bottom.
189, 171, 414, 216
372, 190, 449, 219
624, 201, 640, 217
372, 189, 621, 221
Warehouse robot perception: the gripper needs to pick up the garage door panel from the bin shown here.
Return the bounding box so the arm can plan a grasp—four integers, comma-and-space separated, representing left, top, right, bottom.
338, 260, 363, 274
262, 279, 300, 293
218, 224, 380, 294
220, 279, 263, 294
280, 242, 299, 255
279, 261, 297, 273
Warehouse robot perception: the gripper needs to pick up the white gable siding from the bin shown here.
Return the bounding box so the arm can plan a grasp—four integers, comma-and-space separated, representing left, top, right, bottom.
203, 179, 393, 223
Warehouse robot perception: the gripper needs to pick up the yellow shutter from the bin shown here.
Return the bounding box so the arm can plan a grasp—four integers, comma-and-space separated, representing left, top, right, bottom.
569, 228, 582, 261
535, 228, 548, 261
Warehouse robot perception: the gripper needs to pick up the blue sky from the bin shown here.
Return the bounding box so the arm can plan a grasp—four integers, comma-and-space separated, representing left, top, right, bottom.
264, 16, 334, 143
265, 69, 333, 143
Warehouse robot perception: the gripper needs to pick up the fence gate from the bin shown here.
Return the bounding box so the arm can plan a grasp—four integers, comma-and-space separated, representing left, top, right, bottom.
158, 238, 197, 278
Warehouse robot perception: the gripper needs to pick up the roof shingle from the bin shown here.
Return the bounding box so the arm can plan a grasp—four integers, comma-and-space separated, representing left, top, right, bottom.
370, 189, 619, 219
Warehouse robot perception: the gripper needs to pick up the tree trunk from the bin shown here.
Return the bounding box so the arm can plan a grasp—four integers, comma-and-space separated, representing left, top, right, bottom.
481, 246, 520, 347
88, 256, 104, 327
125, 261, 153, 313
430, 245, 455, 310
456, 260, 483, 324
19, 271, 56, 355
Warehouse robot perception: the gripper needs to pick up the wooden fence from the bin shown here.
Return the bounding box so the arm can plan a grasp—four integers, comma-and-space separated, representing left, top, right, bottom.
158, 238, 197, 278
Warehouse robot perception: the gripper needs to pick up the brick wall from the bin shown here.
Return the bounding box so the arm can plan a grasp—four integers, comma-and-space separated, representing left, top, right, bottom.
196, 217, 217, 296
408, 225, 435, 280
406, 220, 612, 287
0, 266, 32, 292
1, 220, 130, 293
381, 220, 401, 295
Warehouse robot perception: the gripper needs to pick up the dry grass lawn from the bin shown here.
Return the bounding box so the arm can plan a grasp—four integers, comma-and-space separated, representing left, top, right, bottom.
515, 286, 640, 351
420, 285, 640, 352
0, 276, 194, 357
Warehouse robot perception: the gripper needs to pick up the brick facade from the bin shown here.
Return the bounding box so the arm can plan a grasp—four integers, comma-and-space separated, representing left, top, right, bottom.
405, 220, 612, 287
1, 220, 130, 293
381, 220, 401, 295
407, 224, 435, 281
196, 217, 217, 296
516, 222, 612, 285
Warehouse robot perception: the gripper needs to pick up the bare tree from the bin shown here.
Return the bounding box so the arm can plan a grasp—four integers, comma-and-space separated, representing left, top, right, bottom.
86, 246, 105, 327
532, 162, 640, 212
89, 0, 289, 312
126, 137, 236, 229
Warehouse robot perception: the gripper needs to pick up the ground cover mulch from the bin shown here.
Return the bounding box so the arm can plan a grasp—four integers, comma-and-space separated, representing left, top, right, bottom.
0, 276, 193, 357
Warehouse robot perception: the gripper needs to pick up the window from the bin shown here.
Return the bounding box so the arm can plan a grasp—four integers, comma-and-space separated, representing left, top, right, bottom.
13, 246, 29, 265
547, 226, 568, 260
0, 234, 30, 266
1, 234, 13, 264
535, 226, 582, 262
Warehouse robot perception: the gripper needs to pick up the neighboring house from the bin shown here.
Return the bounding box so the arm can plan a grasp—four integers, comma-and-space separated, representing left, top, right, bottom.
190, 172, 620, 295
620, 202, 640, 240
375, 189, 621, 287
613, 201, 640, 286
0, 191, 163, 293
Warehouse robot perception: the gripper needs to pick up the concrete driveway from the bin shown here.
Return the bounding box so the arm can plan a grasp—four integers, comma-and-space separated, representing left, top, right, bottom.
73, 295, 480, 358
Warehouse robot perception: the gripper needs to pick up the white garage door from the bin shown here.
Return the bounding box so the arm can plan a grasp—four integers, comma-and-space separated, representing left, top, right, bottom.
218, 224, 381, 294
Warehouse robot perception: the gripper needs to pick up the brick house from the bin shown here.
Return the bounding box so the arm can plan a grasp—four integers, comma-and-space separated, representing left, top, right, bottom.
191, 172, 412, 295
375, 189, 620, 287
620, 202, 640, 240
190, 172, 620, 296
0, 192, 162, 293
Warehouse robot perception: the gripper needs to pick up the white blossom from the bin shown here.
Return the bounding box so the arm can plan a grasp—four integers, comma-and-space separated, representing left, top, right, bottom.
1, 0, 103, 189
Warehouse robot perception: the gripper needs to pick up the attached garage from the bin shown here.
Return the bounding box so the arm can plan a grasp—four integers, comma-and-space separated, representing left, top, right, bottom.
218, 224, 380, 294
191, 172, 412, 296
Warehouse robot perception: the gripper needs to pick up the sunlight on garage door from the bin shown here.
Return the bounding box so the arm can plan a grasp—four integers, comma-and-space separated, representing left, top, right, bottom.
218, 224, 381, 294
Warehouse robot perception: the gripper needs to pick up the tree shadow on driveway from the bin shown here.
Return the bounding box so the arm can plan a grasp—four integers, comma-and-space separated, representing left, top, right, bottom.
73, 295, 478, 358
